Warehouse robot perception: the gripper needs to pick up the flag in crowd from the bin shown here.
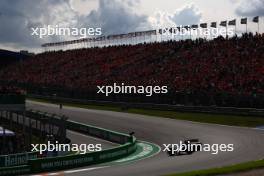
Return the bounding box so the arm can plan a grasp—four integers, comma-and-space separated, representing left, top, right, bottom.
177, 27, 181, 32
168, 28, 174, 33
191, 24, 199, 29
200, 23, 207, 28
253, 16, 259, 23
211, 22, 217, 28
228, 19, 236, 26
42, 16, 262, 49
184, 26, 190, 30
241, 18, 247, 24
220, 21, 227, 27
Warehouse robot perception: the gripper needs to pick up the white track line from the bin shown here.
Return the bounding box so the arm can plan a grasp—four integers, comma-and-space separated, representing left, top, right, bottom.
65, 166, 109, 174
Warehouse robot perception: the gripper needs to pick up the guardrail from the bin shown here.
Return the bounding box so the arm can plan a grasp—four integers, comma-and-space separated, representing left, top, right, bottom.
28, 94, 264, 117
0, 111, 137, 175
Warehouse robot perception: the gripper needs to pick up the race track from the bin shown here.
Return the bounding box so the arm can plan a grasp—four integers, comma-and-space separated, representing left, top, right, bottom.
67, 130, 117, 150
27, 101, 264, 176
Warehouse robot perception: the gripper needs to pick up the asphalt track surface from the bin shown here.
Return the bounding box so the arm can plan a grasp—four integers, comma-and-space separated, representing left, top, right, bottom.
27, 101, 264, 176
67, 130, 116, 150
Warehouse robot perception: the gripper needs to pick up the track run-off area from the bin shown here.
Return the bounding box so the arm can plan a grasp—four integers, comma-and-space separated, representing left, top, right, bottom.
27, 100, 264, 176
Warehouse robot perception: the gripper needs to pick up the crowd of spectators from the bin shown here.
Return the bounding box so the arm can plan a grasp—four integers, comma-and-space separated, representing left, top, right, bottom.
0, 33, 263, 107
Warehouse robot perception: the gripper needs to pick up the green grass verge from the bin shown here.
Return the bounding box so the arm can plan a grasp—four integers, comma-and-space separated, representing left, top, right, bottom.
28, 97, 264, 128
165, 159, 264, 176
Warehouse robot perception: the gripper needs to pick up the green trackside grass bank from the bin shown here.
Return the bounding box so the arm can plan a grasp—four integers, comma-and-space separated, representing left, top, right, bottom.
164, 159, 264, 176
28, 97, 264, 127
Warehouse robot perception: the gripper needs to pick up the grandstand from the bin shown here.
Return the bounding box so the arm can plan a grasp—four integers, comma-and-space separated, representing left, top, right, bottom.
0, 32, 263, 108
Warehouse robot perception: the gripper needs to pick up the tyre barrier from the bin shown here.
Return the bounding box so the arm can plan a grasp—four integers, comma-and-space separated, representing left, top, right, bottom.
0, 111, 137, 175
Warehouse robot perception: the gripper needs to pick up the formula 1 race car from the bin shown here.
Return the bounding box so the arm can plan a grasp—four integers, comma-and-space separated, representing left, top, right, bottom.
167, 139, 202, 156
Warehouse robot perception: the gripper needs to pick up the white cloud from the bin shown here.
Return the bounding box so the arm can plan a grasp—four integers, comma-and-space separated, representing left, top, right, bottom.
0, 0, 204, 52
69, 0, 98, 15
170, 4, 202, 25
234, 0, 264, 16
149, 4, 202, 28
78, 0, 150, 35
0, 0, 77, 50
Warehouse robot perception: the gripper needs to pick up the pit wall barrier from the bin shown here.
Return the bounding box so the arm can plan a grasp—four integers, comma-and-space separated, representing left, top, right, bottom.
0, 111, 137, 176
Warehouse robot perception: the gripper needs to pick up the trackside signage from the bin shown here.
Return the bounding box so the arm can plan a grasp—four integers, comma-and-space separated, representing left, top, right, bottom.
0, 152, 38, 167
99, 149, 127, 160
29, 144, 136, 172
40, 156, 94, 169
0, 165, 30, 176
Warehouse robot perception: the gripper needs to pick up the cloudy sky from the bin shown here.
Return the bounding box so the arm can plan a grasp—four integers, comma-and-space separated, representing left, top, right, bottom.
0, 0, 263, 52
